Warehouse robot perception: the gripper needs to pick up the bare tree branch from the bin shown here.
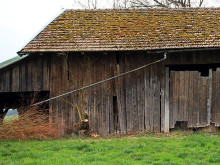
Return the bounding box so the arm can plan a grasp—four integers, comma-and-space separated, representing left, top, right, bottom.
130, 0, 205, 8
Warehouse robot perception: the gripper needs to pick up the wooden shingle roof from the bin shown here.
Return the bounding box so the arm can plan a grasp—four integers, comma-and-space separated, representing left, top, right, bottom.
19, 8, 220, 53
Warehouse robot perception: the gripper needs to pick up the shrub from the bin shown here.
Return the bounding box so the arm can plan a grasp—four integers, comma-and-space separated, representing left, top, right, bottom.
0, 106, 63, 141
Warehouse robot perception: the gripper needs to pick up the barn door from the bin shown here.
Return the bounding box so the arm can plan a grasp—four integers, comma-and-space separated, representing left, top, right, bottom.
169, 70, 212, 129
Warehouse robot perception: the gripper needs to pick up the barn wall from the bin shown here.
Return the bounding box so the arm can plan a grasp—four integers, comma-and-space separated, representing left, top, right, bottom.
0, 55, 51, 93
49, 52, 165, 134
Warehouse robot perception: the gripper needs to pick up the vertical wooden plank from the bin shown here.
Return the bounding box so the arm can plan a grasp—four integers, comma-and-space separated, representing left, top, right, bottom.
106, 55, 111, 134
213, 68, 220, 126
164, 67, 170, 133
144, 55, 150, 131
207, 69, 212, 125
68, 54, 74, 132
131, 55, 138, 131
100, 55, 106, 134
120, 54, 127, 133
154, 62, 161, 132
89, 57, 95, 133
138, 54, 145, 131
12, 66, 19, 92
50, 55, 59, 129
173, 71, 179, 128
191, 71, 196, 127
196, 72, 201, 127
125, 54, 132, 132
183, 71, 189, 121
101, 55, 106, 134
217, 68, 220, 126
149, 58, 161, 133
37, 56, 43, 90
149, 64, 154, 132
199, 77, 209, 127
109, 55, 114, 134
197, 72, 200, 127
20, 64, 26, 91
188, 71, 193, 127
28, 61, 32, 91
86, 56, 92, 133
191, 71, 200, 127
136, 59, 142, 131
169, 71, 174, 128
178, 71, 185, 121
211, 70, 216, 125
114, 54, 127, 133
108, 55, 113, 133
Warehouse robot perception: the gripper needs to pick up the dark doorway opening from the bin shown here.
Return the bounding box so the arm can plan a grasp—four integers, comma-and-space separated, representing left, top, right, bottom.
168, 63, 220, 77
0, 91, 50, 123
113, 96, 119, 133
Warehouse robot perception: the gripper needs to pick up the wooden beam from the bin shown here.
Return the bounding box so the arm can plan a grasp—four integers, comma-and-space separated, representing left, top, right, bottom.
164, 67, 170, 133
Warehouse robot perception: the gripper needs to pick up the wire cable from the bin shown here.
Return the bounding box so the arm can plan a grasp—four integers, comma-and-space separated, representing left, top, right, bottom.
33, 52, 167, 106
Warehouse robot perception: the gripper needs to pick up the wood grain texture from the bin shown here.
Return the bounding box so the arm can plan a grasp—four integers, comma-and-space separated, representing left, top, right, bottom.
0, 55, 51, 93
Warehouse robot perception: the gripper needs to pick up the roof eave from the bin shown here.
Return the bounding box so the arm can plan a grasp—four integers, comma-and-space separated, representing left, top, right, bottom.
18, 46, 220, 55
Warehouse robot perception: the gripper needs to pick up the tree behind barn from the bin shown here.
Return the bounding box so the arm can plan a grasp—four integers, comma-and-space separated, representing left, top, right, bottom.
73, 0, 208, 9
130, 0, 205, 8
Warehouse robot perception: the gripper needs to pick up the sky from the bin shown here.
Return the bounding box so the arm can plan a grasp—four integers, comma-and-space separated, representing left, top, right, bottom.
0, 0, 220, 63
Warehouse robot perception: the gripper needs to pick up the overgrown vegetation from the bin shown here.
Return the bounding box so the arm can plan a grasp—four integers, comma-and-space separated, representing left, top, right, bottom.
0, 106, 62, 141
0, 132, 220, 164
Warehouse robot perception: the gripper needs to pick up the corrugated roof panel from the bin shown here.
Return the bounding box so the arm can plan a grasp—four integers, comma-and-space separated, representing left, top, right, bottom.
0, 56, 28, 70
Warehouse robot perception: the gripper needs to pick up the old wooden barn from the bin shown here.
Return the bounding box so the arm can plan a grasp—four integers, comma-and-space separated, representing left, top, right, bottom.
0, 8, 220, 134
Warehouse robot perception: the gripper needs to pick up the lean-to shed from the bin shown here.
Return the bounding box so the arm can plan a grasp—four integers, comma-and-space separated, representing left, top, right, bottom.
1, 8, 220, 134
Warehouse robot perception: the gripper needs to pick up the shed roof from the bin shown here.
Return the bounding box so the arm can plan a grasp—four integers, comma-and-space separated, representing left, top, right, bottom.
0, 56, 27, 70
19, 8, 220, 54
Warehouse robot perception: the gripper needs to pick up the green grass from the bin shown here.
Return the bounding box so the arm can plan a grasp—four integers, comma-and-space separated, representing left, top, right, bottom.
0, 132, 220, 165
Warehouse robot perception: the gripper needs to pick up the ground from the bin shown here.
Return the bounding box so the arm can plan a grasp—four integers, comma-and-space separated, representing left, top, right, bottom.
0, 132, 220, 165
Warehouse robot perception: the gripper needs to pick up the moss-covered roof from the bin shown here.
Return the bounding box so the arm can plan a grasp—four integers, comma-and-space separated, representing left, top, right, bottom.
19, 8, 220, 53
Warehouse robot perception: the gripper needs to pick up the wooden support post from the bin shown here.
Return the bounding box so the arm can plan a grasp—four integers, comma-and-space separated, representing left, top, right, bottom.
207, 69, 212, 125
164, 67, 170, 133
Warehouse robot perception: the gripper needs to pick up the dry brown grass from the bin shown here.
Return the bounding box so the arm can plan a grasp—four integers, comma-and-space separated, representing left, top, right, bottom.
0, 106, 63, 141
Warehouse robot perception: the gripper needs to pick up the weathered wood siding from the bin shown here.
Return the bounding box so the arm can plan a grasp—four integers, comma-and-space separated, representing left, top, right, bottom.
167, 50, 220, 129
169, 71, 210, 128
0, 55, 51, 93
50, 52, 165, 134
1, 49, 219, 134
170, 67, 220, 129
50, 53, 115, 134
114, 53, 164, 133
